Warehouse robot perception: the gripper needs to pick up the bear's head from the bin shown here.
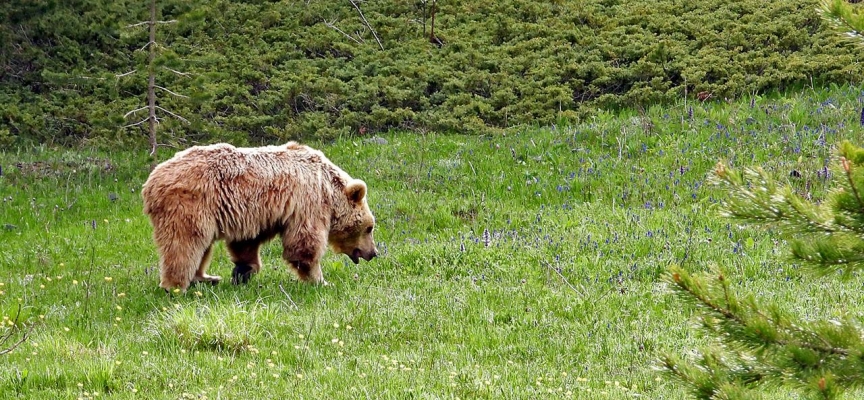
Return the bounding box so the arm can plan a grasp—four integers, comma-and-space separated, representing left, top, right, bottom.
330, 179, 378, 264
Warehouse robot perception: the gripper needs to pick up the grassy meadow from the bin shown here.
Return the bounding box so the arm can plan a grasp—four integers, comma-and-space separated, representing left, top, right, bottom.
3, 86, 864, 399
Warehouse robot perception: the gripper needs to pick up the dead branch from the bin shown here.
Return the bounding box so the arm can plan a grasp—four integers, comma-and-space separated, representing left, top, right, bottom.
137, 40, 156, 52
115, 70, 137, 78
127, 20, 178, 28
155, 85, 189, 98
163, 67, 192, 77
155, 106, 190, 123
0, 305, 35, 356
324, 19, 364, 45
123, 117, 151, 129
349, 0, 384, 50
123, 106, 149, 118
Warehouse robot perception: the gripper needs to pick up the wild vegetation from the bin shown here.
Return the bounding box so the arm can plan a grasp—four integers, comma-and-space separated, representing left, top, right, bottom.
5, 0, 864, 398
2, 86, 864, 398
2, 0, 863, 147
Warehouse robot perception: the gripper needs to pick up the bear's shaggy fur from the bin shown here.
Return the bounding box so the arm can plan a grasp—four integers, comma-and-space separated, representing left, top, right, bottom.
141, 142, 378, 291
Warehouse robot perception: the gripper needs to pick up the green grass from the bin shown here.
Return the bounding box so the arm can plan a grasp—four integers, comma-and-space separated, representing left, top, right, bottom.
2, 85, 864, 399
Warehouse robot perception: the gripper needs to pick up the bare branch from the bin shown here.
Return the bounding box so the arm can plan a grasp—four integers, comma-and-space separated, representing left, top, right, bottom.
115, 70, 137, 78
123, 117, 151, 129
349, 0, 384, 50
155, 106, 190, 124
137, 40, 156, 52
127, 19, 177, 28
154, 85, 189, 99
163, 67, 192, 77
324, 19, 364, 45
0, 325, 33, 356
0, 305, 35, 356
123, 106, 149, 118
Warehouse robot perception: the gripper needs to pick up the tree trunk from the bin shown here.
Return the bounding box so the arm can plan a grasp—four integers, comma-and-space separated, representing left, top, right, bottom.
148, 0, 157, 158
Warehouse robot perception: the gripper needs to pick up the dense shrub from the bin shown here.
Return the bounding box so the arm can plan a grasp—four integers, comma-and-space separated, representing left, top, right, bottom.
1, 0, 862, 145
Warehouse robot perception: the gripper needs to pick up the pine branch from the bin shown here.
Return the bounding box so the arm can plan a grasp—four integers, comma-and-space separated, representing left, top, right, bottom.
669, 267, 850, 357
712, 163, 839, 235
664, 266, 864, 397
841, 156, 864, 212
817, 0, 864, 42
660, 351, 768, 400
711, 157, 864, 276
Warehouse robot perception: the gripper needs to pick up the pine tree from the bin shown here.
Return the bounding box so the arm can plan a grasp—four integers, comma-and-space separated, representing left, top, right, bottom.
661, 141, 864, 398
662, 4, 864, 397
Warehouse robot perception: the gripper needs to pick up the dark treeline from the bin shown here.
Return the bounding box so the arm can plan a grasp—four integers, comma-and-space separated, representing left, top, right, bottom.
1, 0, 862, 147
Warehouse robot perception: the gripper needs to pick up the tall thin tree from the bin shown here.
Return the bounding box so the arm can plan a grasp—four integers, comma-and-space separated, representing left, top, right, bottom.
121, 0, 189, 161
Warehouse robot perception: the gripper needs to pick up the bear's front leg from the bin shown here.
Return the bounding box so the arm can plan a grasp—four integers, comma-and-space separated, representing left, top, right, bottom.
290, 260, 328, 285
283, 223, 328, 285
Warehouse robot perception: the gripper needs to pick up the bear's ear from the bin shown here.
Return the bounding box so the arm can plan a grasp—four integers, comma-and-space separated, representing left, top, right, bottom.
345, 179, 367, 204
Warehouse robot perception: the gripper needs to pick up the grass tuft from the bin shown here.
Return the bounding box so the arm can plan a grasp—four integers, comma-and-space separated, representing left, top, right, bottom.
149, 300, 282, 353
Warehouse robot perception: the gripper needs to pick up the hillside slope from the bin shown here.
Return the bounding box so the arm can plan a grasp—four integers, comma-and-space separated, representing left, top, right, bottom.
1, 0, 861, 145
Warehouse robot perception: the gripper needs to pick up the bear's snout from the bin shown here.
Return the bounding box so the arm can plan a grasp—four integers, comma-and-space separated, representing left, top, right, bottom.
350, 248, 377, 264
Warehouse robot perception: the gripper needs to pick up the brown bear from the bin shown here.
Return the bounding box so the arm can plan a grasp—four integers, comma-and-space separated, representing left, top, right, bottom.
141, 142, 378, 291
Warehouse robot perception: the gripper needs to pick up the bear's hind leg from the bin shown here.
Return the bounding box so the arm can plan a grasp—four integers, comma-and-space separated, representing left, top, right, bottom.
192, 244, 222, 286
228, 239, 263, 285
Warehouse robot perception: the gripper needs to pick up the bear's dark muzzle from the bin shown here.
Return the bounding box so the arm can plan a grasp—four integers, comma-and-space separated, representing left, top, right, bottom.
350, 248, 377, 264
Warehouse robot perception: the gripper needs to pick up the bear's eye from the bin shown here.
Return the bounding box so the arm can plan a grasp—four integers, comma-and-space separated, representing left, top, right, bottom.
366, 226, 373, 234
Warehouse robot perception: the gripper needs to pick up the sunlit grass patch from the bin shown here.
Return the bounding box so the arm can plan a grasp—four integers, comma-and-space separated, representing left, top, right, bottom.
0, 333, 120, 396
149, 300, 284, 352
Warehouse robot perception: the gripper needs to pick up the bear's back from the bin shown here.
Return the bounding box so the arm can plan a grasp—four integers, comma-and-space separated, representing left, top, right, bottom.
143, 142, 350, 212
